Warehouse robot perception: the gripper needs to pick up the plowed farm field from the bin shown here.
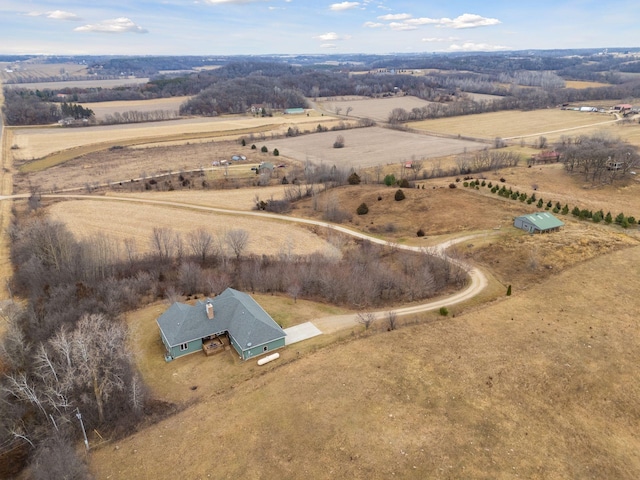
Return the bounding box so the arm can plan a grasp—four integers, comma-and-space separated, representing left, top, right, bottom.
257, 126, 488, 169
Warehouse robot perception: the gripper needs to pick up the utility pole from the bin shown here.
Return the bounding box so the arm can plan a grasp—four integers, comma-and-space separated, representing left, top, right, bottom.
76, 408, 89, 451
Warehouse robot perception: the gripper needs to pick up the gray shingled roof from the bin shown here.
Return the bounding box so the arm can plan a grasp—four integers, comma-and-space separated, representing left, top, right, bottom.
157, 288, 285, 351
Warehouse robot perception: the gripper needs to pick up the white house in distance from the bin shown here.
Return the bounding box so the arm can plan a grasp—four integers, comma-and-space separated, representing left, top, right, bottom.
514, 212, 564, 234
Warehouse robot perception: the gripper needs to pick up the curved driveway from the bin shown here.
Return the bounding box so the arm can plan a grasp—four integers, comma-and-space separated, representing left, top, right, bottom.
23, 193, 490, 332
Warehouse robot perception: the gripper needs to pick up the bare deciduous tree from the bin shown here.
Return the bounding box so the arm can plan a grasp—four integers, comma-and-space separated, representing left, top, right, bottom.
150, 227, 175, 261
356, 311, 376, 330
226, 229, 249, 261
187, 228, 214, 265
386, 311, 398, 331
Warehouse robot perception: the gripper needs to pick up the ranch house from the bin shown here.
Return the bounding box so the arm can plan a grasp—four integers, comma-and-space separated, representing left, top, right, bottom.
514, 212, 564, 234
157, 288, 286, 362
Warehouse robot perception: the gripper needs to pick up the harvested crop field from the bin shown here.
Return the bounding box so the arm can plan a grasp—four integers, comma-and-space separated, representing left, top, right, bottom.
46, 199, 341, 259
410, 109, 619, 142
90, 245, 640, 479
317, 95, 435, 122
258, 126, 488, 169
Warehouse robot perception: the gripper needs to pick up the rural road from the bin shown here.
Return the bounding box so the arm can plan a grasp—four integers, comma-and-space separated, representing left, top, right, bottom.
2, 193, 489, 332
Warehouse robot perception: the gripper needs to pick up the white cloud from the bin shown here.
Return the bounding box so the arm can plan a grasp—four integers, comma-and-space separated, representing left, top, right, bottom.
330, 2, 360, 11
204, 0, 268, 4
27, 10, 82, 21
74, 17, 148, 34
405, 17, 440, 26
371, 12, 501, 31
440, 13, 501, 29
363, 21, 384, 28
422, 36, 459, 43
389, 22, 417, 31
449, 42, 509, 52
315, 32, 340, 41
377, 13, 411, 21
321, 44, 337, 49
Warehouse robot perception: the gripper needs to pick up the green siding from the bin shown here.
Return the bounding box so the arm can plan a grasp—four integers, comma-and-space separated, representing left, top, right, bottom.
229, 336, 286, 361
167, 339, 202, 360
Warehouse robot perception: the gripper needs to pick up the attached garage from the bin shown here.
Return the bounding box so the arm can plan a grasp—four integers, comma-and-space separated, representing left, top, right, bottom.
514, 212, 564, 234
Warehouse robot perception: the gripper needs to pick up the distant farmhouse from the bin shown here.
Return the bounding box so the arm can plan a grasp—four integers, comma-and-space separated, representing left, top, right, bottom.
157, 288, 286, 361
514, 212, 564, 234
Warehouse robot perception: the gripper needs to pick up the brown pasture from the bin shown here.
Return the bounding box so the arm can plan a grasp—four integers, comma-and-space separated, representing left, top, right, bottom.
89, 242, 640, 479
9, 111, 338, 166
410, 108, 621, 142
316, 95, 435, 122
46, 199, 341, 260
79, 96, 191, 121
13, 139, 284, 192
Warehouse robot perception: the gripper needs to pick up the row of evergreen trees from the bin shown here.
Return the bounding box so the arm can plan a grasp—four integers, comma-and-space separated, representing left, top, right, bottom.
462, 179, 638, 228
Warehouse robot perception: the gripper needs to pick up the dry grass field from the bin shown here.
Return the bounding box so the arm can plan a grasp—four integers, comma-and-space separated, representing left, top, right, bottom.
316, 95, 435, 122
565, 80, 611, 89
89, 243, 640, 479
46, 199, 341, 260
9, 111, 338, 167
410, 109, 620, 142
13, 139, 284, 192
257, 126, 488, 170
79, 96, 191, 121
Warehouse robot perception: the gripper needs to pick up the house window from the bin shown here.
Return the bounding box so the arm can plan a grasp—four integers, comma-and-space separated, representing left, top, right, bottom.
180, 343, 189, 351
263, 346, 268, 352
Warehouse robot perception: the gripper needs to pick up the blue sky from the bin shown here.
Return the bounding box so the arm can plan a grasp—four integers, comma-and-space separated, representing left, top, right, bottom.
1, 0, 639, 56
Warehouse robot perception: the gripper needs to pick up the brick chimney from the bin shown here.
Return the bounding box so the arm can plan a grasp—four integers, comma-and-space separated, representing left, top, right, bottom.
206, 301, 214, 320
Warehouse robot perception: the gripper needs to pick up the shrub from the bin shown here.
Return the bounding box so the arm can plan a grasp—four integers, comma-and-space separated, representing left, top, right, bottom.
628, 216, 637, 225
251, 144, 256, 150
605, 212, 613, 224
261, 145, 268, 153
377, 195, 382, 201
537, 199, 544, 208
241, 138, 246, 146
572, 206, 581, 217
356, 203, 369, 215
487, 182, 492, 188
394, 189, 406, 201
416, 228, 425, 237
398, 178, 410, 188
562, 204, 569, 215
449, 183, 457, 189
384, 174, 396, 186
439, 306, 449, 316
333, 135, 345, 148
348, 172, 361, 185
615, 212, 625, 224
463, 181, 469, 187
273, 148, 279, 156
481, 180, 486, 187
500, 177, 506, 182
506, 285, 512, 296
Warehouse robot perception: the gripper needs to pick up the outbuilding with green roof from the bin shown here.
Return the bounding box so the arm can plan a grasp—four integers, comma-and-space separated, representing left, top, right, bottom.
514, 212, 564, 234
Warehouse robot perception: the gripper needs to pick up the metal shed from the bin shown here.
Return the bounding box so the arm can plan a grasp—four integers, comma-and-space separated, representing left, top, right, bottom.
514, 212, 564, 234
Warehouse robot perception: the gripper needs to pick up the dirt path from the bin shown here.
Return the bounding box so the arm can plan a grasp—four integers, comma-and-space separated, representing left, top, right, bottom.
9, 193, 489, 331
